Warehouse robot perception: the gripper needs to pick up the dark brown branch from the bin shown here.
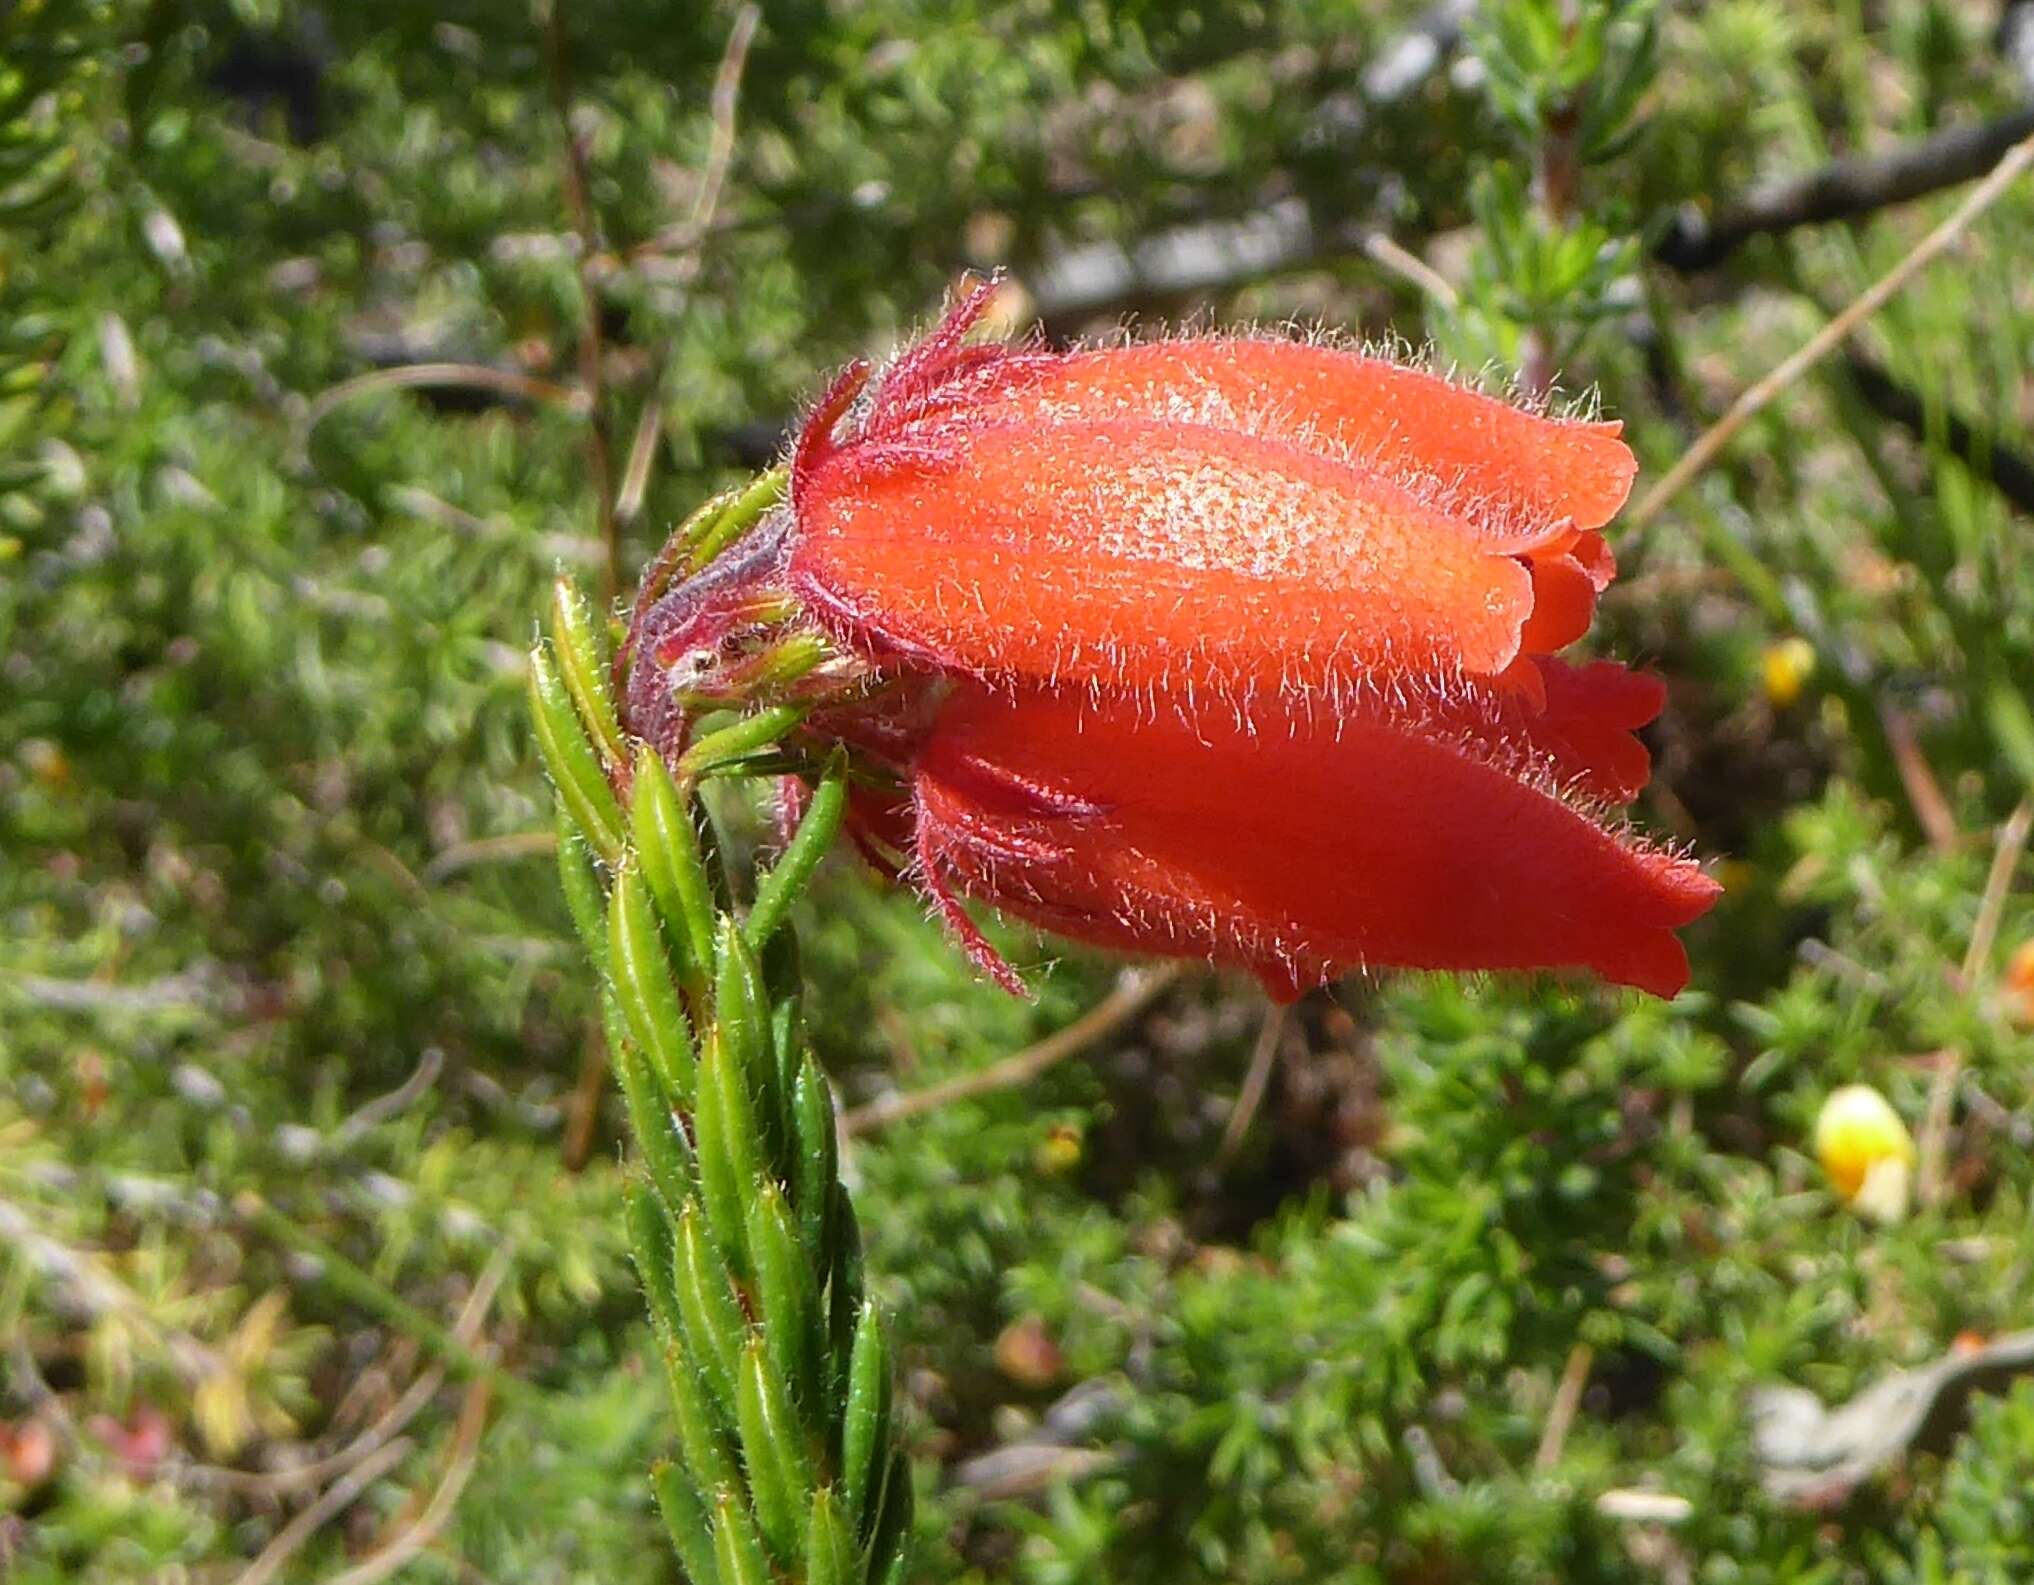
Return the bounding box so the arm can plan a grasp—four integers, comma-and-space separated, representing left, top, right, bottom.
1034, 104, 2034, 330
1838, 350, 2034, 517
1656, 107, 2034, 271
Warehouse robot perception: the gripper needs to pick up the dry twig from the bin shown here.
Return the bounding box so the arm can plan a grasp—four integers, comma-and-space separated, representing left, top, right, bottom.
1880, 702, 1960, 857
1961, 797, 2034, 989
199, 1249, 509, 1500
562, 1021, 609, 1173
1840, 351, 2034, 518
420, 829, 558, 885
304, 365, 585, 431
540, 2, 618, 600
230, 1437, 415, 1585
1629, 127, 2034, 530
688, 5, 760, 240
1535, 1342, 1595, 1472
1362, 231, 1459, 307
843, 963, 1186, 1135
1657, 109, 2034, 271
1216, 1001, 1291, 1165
320, 1374, 493, 1585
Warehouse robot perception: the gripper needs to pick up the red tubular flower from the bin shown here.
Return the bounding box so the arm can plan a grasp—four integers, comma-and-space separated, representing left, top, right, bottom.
625, 287, 1719, 998
913, 683, 1717, 1000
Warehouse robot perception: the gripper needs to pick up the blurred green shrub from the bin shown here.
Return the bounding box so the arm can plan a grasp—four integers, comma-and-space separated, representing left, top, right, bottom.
6, 2, 2034, 1581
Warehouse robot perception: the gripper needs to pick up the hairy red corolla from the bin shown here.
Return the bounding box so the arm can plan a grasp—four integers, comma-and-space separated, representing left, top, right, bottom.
786, 284, 1633, 709
910, 682, 1718, 1001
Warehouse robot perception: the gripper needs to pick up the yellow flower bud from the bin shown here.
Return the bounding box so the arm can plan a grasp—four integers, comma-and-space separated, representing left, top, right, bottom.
1033, 1122, 1083, 1176
1762, 637, 1816, 708
1814, 1083, 1915, 1223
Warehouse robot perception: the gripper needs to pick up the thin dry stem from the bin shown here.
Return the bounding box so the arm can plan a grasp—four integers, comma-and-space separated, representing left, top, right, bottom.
1631, 127, 2034, 529
1962, 797, 2033, 987
1216, 1001, 1290, 1165
542, 2, 618, 601
231, 1437, 415, 1585
198, 1248, 508, 1500
691, 5, 761, 236
843, 963, 1186, 1135
1882, 702, 1960, 857
614, 373, 666, 527
1916, 1048, 1963, 1212
421, 829, 559, 885
634, 6, 762, 262
1535, 1341, 1595, 1472
321, 1375, 493, 1585
305, 365, 586, 431
1362, 232, 1460, 307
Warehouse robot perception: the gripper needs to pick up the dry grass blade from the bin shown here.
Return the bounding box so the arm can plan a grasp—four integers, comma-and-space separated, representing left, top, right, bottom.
690, 5, 761, 236
1961, 797, 2033, 987
1915, 1048, 1963, 1212
1216, 1001, 1290, 1165
0, 1196, 225, 1385
1362, 232, 1459, 307
200, 1246, 510, 1499
844, 963, 1187, 1135
636, 5, 762, 262
1881, 702, 1960, 857
1535, 1342, 1595, 1471
421, 829, 559, 886
305, 364, 586, 431
230, 1436, 415, 1585
540, 0, 618, 599
319, 1375, 493, 1585
1913, 799, 2032, 1206
1630, 127, 2034, 529
614, 373, 666, 527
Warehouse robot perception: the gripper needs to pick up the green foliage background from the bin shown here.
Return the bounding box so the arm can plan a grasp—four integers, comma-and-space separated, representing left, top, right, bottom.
5, 1, 2034, 1580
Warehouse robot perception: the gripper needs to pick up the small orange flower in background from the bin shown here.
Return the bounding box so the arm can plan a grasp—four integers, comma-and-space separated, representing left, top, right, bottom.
2004, 939, 2034, 1024
625, 283, 1719, 999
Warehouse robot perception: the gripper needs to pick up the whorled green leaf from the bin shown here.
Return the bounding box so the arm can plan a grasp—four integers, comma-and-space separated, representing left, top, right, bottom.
864, 1447, 915, 1585
549, 575, 626, 769
711, 1487, 774, 1585
745, 752, 849, 951
609, 861, 697, 1104
631, 744, 717, 1001
736, 1332, 816, 1566
693, 1028, 763, 1279
715, 921, 787, 1178
770, 987, 804, 1136
554, 802, 609, 970
686, 465, 787, 574
652, 1461, 723, 1585
612, 1008, 695, 1214
662, 1333, 742, 1502
804, 1486, 858, 1585
827, 1201, 868, 1404
747, 1178, 822, 1420
678, 704, 809, 783
841, 1300, 892, 1540
529, 642, 624, 863
673, 1200, 745, 1414
623, 1172, 682, 1344
791, 1056, 840, 1287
